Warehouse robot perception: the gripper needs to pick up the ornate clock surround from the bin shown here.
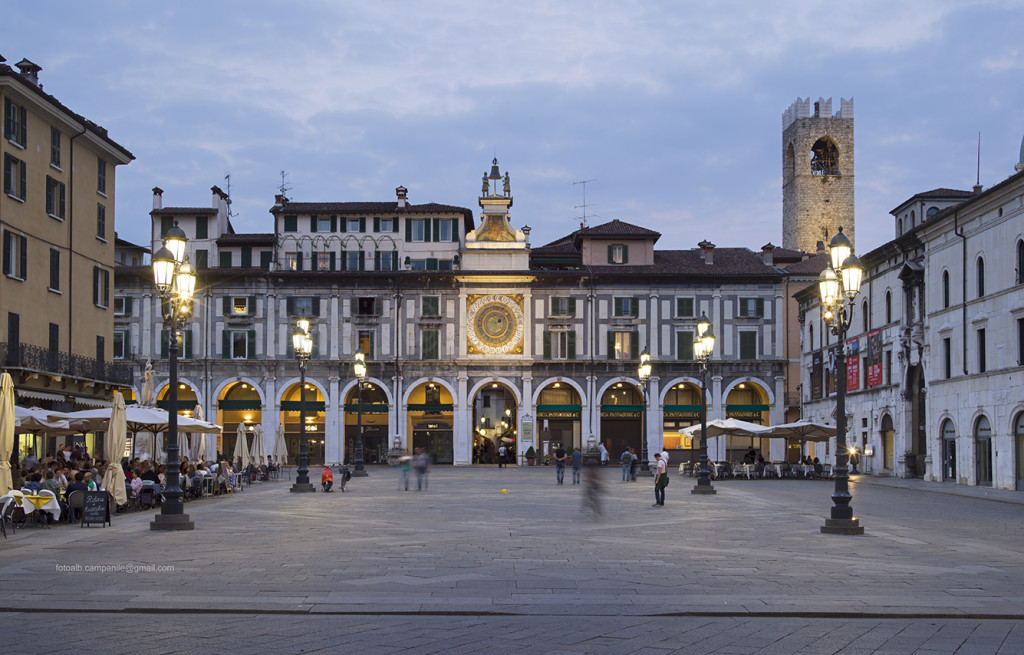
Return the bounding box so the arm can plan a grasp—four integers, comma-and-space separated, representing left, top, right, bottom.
466, 294, 524, 355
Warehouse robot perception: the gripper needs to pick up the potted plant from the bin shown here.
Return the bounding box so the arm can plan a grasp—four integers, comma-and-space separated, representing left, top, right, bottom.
525, 446, 536, 466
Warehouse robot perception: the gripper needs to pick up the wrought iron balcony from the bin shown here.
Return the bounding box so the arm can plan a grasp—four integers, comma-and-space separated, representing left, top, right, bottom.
0, 341, 134, 386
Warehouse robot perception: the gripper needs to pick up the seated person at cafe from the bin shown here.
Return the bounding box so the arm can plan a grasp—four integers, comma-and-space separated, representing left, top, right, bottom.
39, 470, 62, 496
755, 455, 766, 475
743, 447, 757, 464
23, 472, 43, 493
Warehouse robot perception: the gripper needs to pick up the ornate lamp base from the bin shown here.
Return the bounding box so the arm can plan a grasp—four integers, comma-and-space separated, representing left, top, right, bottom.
820, 518, 865, 535
691, 485, 717, 495
150, 514, 195, 531
290, 483, 316, 493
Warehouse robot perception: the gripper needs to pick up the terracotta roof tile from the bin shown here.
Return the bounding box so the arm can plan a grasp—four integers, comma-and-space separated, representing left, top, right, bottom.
151, 207, 217, 216
217, 233, 275, 246
577, 219, 661, 239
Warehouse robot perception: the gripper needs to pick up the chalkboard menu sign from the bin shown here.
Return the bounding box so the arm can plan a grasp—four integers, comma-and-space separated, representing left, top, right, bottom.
82, 490, 111, 527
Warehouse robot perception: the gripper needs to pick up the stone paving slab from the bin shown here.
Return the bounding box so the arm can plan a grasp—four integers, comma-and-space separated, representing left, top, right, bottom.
2, 467, 1024, 652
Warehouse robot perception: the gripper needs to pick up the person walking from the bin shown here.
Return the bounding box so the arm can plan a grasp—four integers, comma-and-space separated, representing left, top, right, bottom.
398, 455, 411, 491
497, 444, 506, 468
629, 447, 638, 481
553, 444, 567, 485
570, 446, 583, 485
653, 452, 668, 506
599, 441, 609, 466
620, 447, 632, 482
413, 447, 432, 490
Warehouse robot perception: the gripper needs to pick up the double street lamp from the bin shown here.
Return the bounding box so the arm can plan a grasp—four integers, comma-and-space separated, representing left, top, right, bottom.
817, 226, 865, 535
290, 319, 315, 492
352, 349, 368, 477
691, 312, 717, 495
151, 220, 197, 530
637, 348, 652, 475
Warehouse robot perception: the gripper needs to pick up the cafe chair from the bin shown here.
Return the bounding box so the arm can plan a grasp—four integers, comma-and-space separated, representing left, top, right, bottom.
66, 490, 85, 524
1, 496, 19, 537
138, 486, 157, 509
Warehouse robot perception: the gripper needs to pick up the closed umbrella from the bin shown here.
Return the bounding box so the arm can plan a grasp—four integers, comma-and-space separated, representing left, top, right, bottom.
101, 392, 128, 506
232, 423, 250, 467
140, 360, 155, 406
272, 423, 289, 465
0, 372, 15, 494
250, 424, 267, 465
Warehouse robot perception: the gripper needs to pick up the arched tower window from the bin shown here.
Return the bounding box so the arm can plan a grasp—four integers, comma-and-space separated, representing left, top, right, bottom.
784, 143, 796, 184
862, 300, 868, 332
898, 218, 903, 235
942, 270, 950, 308
810, 138, 839, 176
1016, 240, 1024, 285
910, 210, 915, 227
885, 290, 892, 324
977, 257, 986, 298
927, 206, 939, 219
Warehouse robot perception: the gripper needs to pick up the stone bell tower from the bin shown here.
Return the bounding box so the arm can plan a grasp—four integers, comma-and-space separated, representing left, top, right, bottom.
782, 97, 855, 253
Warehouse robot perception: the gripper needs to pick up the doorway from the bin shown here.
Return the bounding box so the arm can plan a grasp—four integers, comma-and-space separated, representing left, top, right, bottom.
881, 414, 894, 471
975, 415, 992, 487
941, 418, 957, 482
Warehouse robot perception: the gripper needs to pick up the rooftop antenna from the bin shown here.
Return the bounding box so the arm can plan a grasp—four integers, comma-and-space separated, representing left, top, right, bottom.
974, 133, 983, 193
278, 170, 294, 197
573, 179, 597, 229
224, 173, 235, 216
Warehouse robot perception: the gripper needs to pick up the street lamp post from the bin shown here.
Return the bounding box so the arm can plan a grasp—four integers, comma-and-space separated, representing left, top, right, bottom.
151, 220, 196, 530
691, 312, 717, 495
637, 348, 652, 475
290, 319, 315, 492
817, 226, 865, 535
352, 349, 368, 477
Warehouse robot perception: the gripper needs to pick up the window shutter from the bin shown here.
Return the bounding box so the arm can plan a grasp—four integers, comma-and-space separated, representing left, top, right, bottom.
404, 219, 411, 241
125, 297, 133, 315
296, 252, 303, 270
359, 217, 366, 233
374, 251, 381, 270
241, 247, 252, 268
623, 245, 629, 264
568, 331, 577, 360
756, 298, 765, 317
312, 297, 320, 314
432, 218, 440, 242
631, 296, 639, 317
184, 328, 193, 359
340, 249, 346, 269
161, 329, 169, 359
607, 245, 614, 263
286, 296, 295, 316
607, 331, 615, 360
359, 251, 365, 271
631, 332, 640, 359
248, 296, 256, 316
310, 216, 317, 232
374, 298, 382, 315
103, 270, 110, 307
329, 252, 336, 271
677, 331, 694, 360
423, 218, 431, 242
19, 160, 26, 200
451, 220, 459, 242
568, 297, 577, 317
393, 217, 399, 233
247, 330, 256, 359
349, 298, 358, 315
543, 331, 551, 359
373, 217, 380, 232
330, 216, 337, 232
46, 176, 53, 214
222, 296, 230, 316
18, 106, 25, 145
260, 251, 271, 269
59, 183, 65, 218
221, 330, 229, 359
93, 268, 99, 305
613, 298, 623, 316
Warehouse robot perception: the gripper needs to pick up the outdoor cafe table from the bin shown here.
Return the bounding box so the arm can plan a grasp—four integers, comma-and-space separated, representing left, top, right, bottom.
734, 463, 756, 479
18, 494, 61, 526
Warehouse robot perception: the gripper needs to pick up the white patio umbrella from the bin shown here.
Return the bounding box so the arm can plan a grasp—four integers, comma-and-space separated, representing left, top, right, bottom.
13, 406, 73, 433
65, 405, 221, 463
232, 423, 250, 467
0, 372, 15, 494
272, 423, 289, 465
681, 418, 772, 439
764, 420, 837, 441
101, 392, 128, 506
250, 424, 267, 465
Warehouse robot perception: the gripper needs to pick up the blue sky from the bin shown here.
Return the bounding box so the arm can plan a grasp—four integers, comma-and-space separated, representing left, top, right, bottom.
5, 1, 1024, 255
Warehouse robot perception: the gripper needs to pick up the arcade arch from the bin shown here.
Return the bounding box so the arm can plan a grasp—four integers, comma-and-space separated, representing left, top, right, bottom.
280, 380, 326, 465
217, 381, 265, 463
723, 380, 772, 462
470, 381, 519, 464
661, 380, 702, 462
344, 380, 390, 465
599, 381, 643, 459
535, 381, 583, 461
406, 380, 455, 464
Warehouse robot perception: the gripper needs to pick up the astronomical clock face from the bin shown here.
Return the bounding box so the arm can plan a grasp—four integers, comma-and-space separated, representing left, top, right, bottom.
466, 294, 524, 355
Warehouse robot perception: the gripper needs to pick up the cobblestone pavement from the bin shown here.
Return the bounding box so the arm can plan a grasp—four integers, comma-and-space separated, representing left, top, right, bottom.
2, 467, 1023, 654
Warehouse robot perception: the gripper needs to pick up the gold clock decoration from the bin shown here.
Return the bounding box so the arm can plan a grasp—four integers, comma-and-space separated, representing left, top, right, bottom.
466, 294, 524, 355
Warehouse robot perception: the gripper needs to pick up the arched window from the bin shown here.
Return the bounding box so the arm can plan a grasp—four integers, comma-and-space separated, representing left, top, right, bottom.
809, 324, 814, 351
942, 270, 950, 309
977, 257, 985, 298
885, 290, 892, 324
810, 138, 839, 176
927, 206, 939, 219
1017, 240, 1024, 285
862, 300, 868, 332
784, 143, 796, 184
898, 218, 903, 235
910, 210, 915, 227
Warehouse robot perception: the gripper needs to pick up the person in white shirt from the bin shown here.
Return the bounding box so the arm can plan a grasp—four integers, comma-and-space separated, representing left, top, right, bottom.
653, 452, 668, 506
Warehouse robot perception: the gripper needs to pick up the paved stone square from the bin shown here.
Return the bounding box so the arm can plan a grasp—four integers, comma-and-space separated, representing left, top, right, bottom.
2, 466, 1023, 654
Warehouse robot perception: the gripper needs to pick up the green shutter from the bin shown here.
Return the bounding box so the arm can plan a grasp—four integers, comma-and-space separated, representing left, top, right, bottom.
359, 217, 366, 233
757, 298, 765, 317
623, 245, 629, 264
283, 215, 297, 232
423, 219, 431, 242
373, 217, 380, 232
432, 217, 440, 242
184, 329, 193, 359
607, 331, 615, 360
160, 329, 168, 359
331, 216, 337, 232
248, 296, 256, 316
405, 219, 412, 241
310, 215, 317, 232
358, 251, 365, 271
286, 296, 295, 316
312, 297, 320, 314
296, 252, 303, 270
221, 330, 229, 359
340, 250, 346, 269
631, 296, 639, 317
631, 332, 640, 359
568, 297, 576, 317
125, 297, 133, 315
607, 245, 614, 263
222, 296, 230, 316
374, 251, 381, 270
247, 330, 256, 360
543, 331, 551, 359
567, 331, 577, 360
393, 217, 399, 233
613, 298, 623, 316
339, 217, 347, 233
329, 252, 336, 271
451, 220, 459, 242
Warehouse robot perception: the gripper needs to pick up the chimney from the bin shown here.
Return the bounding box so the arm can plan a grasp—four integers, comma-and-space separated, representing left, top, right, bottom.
973, 183, 984, 194
815, 240, 826, 256
15, 58, 41, 86
396, 186, 408, 209
152, 187, 163, 211
698, 239, 715, 265
211, 185, 228, 206
761, 242, 775, 266
274, 194, 288, 208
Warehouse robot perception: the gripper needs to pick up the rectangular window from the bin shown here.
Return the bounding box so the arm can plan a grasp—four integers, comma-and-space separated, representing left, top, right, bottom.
283, 215, 298, 232
438, 219, 454, 242
49, 323, 59, 353
422, 296, 440, 317
4, 98, 26, 146
232, 297, 252, 315
358, 330, 373, 358
284, 252, 298, 270
260, 251, 272, 269
113, 330, 127, 359
97, 158, 107, 194
739, 331, 757, 359
96, 204, 106, 239
50, 127, 61, 167
410, 259, 427, 271
378, 251, 396, 271
231, 331, 248, 359
113, 297, 130, 316
608, 244, 628, 264
160, 215, 174, 237
943, 337, 952, 379
380, 218, 393, 232
346, 251, 362, 271
96, 336, 105, 364
422, 329, 439, 360
49, 248, 60, 291
738, 298, 765, 318
613, 297, 638, 317
287, 296, 318, 317
195, 215, 208, 239
410, 219, 426, 242
93, 267, 110, 308
550, 297, 576, 317
4, 152, 26, 200
978, 328, 986, 373
676, 297, 694, 318
354, 297, 379, 316
46, 176, 67, 219
194, 249, 209, 270
318, 216, 333, 232
676, 330, 694, 360
3, 231, 27, 279
219, 251, 232, 268
549, 330, 574, 360
612, 331, 632, 360
313, 251, 332, 271
347, 218, 361, 233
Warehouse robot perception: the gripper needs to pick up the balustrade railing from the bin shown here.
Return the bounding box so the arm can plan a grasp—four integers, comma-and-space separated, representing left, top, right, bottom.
0, 341, 134, 385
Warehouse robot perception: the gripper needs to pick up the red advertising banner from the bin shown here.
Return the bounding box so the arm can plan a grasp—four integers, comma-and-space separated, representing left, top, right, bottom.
846, 337, 860, 391
865, 330, 883, 387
